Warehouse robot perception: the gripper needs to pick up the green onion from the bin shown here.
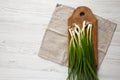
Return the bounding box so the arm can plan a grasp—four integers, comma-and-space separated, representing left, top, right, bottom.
67, 21, 99, 80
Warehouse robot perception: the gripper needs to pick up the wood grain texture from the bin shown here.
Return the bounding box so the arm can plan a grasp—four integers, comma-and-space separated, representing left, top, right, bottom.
0, 0, 120, 80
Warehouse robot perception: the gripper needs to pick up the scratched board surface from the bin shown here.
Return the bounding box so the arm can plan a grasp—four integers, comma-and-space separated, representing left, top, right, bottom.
0, 0, 120, 80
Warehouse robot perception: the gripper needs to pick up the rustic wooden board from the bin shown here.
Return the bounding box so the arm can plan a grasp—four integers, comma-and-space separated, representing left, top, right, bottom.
68, 6, 98, 66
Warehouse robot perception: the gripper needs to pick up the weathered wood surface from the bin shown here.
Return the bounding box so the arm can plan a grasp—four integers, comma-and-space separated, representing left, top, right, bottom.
0, 0, 120, 80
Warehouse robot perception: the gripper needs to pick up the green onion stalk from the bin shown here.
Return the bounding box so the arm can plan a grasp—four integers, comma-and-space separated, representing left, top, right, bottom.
67, 21, 99, 80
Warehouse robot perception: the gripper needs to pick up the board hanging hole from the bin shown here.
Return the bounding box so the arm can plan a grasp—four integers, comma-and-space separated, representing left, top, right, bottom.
80, 12, 85, 16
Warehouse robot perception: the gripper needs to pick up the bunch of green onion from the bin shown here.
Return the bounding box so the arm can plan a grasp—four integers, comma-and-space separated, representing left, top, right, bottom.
67, 21, 98, 80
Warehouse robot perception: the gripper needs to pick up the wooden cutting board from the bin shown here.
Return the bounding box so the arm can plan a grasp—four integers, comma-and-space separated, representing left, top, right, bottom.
68, 6, 98, 66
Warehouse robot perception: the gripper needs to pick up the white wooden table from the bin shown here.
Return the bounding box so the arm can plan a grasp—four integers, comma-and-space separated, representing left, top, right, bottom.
0, 0, 120, 80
